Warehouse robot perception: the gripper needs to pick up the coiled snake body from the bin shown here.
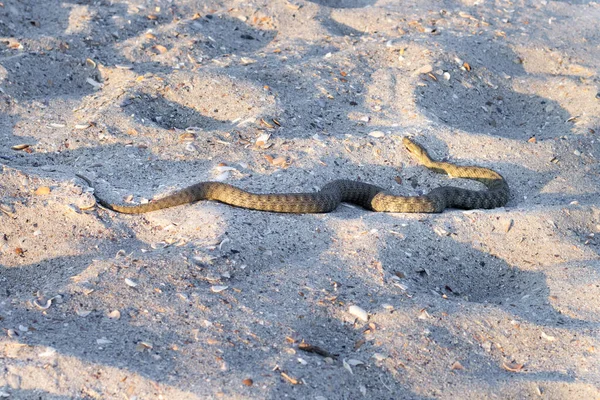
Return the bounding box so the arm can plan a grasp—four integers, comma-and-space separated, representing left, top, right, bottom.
78, 138, 509, 214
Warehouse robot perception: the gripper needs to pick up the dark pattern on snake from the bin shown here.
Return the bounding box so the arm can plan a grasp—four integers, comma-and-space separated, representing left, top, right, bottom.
77, 138, 509, 214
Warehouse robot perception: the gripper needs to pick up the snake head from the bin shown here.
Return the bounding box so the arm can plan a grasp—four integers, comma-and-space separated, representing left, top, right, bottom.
402, 137, 433, 164
402, 137, 422, 156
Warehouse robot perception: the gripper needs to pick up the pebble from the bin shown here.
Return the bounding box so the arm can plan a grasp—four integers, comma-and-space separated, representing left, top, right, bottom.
368, 131, 385, 138
348, 305, 369, 321
573, 150, 581, 156
415, 64, 433, 75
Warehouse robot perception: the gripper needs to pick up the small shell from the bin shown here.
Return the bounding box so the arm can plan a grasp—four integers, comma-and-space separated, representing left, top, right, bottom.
368, 131, 385, 138
185, 143, 198, 152
34, 186, 51, 195
415, 64, 433, 75
346, 359, 365, 366
185, 126, 203, 133
179, 132, 196, 141
107, 310, 121, 319
343, 359, 353, 374
214, 166, 238, 173
255, 133, 271, 146
11, 144, 31, 150
211, 285, 228, 293
38, 347, 57, 358
348, 305, 369, 322
136, 341, 153, 351
86, 78, 103, 89
86, 58, 97, 68
124, 278, 138, 288
372, 353, 387, 361
76, 309, 92, 317
213, 171, 230, 182
33, 298, 52, 310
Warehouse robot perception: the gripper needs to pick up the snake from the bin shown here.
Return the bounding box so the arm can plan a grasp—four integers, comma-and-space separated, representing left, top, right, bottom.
77, 137, 509, 214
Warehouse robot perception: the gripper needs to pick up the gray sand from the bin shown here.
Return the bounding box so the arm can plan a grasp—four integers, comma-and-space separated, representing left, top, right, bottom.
1, 0, 599, 399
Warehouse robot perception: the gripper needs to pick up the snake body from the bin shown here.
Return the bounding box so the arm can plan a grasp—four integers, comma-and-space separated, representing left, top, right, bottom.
79, 138, 509, 214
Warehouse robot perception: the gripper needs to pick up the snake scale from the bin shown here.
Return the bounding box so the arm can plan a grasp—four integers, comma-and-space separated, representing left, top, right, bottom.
78, 137, 509, 214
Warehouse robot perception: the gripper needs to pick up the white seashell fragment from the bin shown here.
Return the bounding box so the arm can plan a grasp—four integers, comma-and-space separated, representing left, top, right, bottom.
255, 133, 270, 145
368, 130, 385, 138
214, 166, 238, 173
33, 298, 52, 310
107, 310, 121, 319
346, 359, 365, 366
237, 117, 256, 127
211, 285, 228, 293
415, 64, 433, 75
348, 305, 369, 322
96, 338, 112, 345
541, 332, 556, 342
76, 310, 92, 317
372, 353, 387, 361
240, 57, 256, 65
38, 347, 57, 358
343, 359, 353, 374
185, 143, 198, 152
213, 171, 230, 182
185, 126, 203, 133
86, 78, 103, 89
219, 237, 230, 250
124, 278, 138, 288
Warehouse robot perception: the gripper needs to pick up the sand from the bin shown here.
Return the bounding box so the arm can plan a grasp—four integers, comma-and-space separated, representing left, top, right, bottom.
1, 0, 599, 399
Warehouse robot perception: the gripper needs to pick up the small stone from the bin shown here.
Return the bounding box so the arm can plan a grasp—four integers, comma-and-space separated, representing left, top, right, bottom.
242, 378, 253, 386
34, 186, 51, 195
